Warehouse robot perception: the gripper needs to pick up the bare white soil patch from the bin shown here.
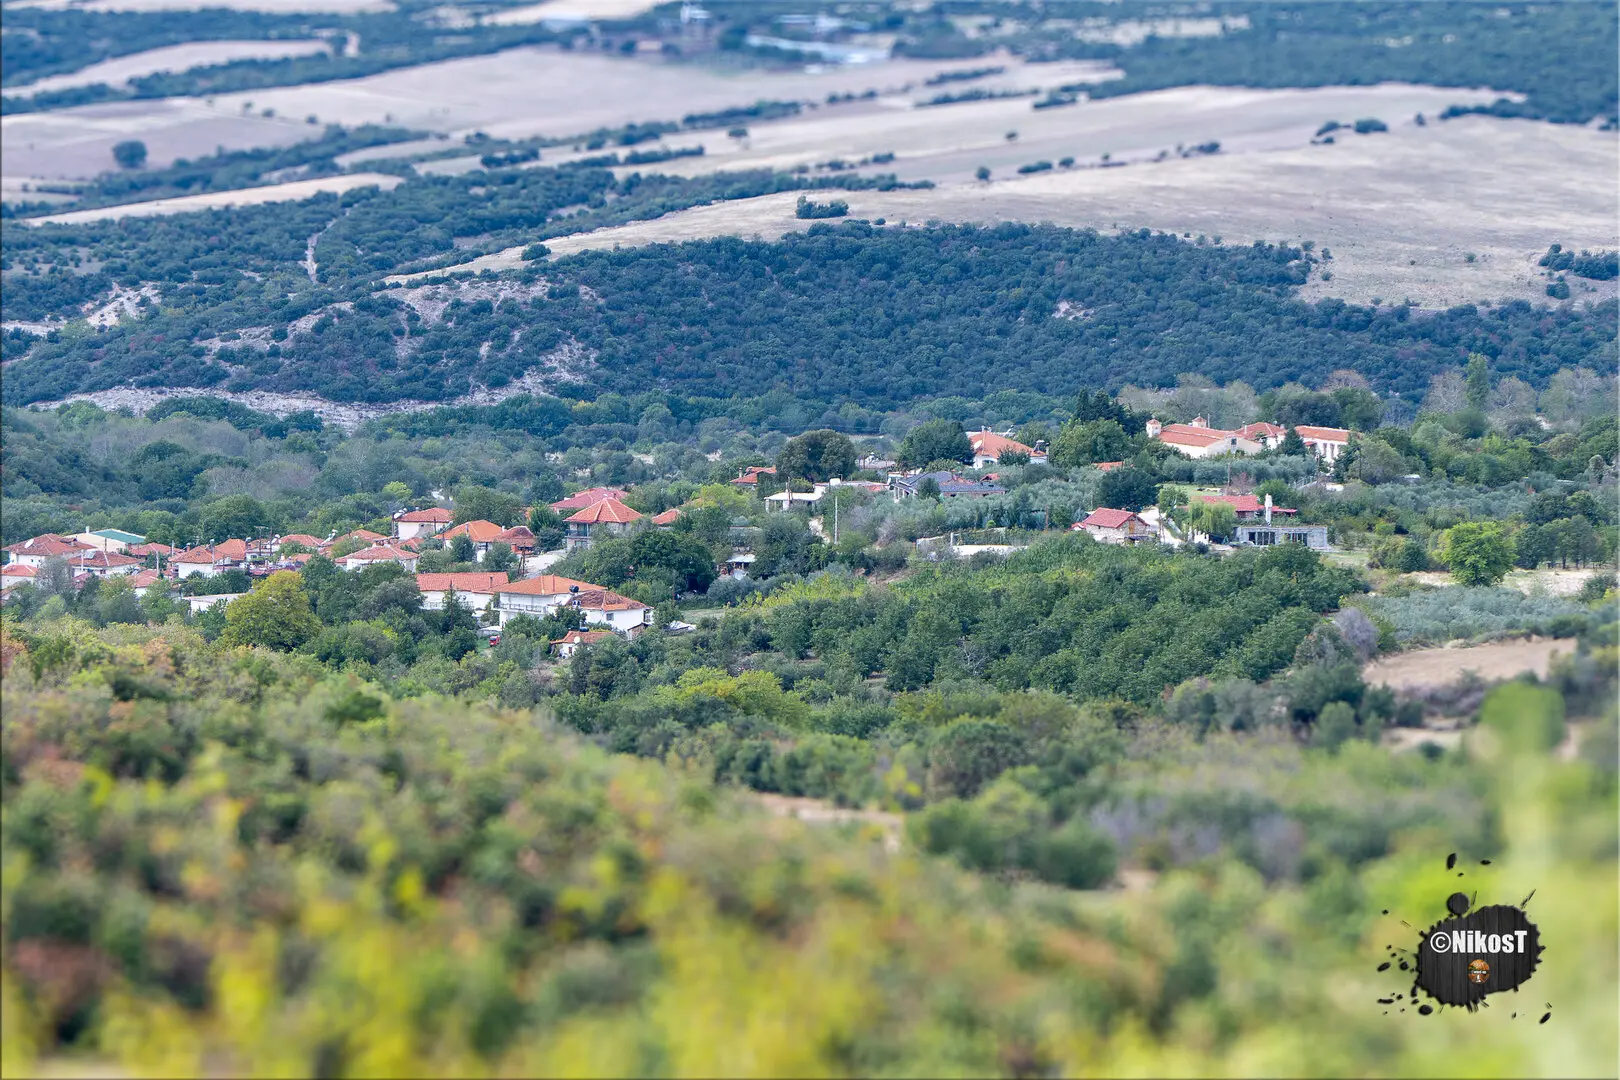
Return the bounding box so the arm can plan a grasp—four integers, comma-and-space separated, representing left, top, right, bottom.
20, 172, 402, 224
27, 340, 595, 429
85, 283, 161, 328
12, 40, 332, 96
1404, 567, 1606, 598
2, 98, 321, 180
437, 110, 1615, 308
1363, 637, 1579, 692
486, 0, 667, 24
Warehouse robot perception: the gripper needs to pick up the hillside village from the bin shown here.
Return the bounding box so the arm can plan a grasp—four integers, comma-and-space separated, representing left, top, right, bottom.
0, 416, 1353, 652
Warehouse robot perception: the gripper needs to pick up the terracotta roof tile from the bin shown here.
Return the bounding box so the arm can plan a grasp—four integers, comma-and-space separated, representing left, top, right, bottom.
565, 498, 642, 525
492, 574, 600, 596
549, 488, 627, 511
1079, 508, 1142, 530
416, 572, 508, 593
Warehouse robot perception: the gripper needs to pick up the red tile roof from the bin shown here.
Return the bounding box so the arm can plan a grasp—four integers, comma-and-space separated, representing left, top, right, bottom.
1236, 422, 1287, 441
1079, 508, 1143, 530
0, 564, 38, 578
6, 536, 95, 557
328, 530, 386, 548
1295, 425, 1350, 443
127, 542, 176, 556
172, 541, 246, 564
441, 520, 505, 543
492, 574, 600, 596
70, 550, 142, 569
565, 498, 642, 525
398, 507, 453, 523
969, 430, 1034, 458
494, 525, 536, 548
1198, 494, 1297, 516
651, 508, 682, 526
342, 544, 417, 563
551, 629, 614, 647
575, 588, 649, 612
1155, 425, 1235, 448
129, 569, 164, 589
1093, 461, 1126, 472
416, 572, 508, 593
729, 466, 776, 485
549, 487, 626, 511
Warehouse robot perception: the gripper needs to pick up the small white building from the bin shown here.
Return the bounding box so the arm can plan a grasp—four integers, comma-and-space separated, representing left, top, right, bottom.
339, 545, 420, 572
1295, 425, 1351, 463
550, 629, 615, 659
574, 588, 652, 634
185, 593, 245, 614
491, 574, 600, 627
394, 507, 453, 541
75, 528, 146, 553
415, 572, 505, 613
1146, 418, 1263, 459
171, 540, 249, 579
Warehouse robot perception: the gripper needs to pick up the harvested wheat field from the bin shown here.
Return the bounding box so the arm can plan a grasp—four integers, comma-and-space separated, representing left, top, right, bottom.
12, 40, 333, 96
194, 49, 1099, 141
2, 97, 321, 179
1362, 637, 1579, 692
411, 110, 1616, 308
23, 172, 402, 224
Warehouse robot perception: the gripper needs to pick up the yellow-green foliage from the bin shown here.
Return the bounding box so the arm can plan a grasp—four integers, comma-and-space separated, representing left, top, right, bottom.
664, 667, 812, 730
740, 572, 868, 611
1, 622, 1614, 1077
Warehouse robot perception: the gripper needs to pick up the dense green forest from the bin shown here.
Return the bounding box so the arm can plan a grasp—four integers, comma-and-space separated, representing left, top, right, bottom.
4, 206, 1614, 408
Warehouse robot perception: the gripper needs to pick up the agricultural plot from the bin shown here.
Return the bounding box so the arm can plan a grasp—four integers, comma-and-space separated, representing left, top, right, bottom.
10, 39, 333, 96
22, 171, 402, 224
412, 111, 1617, 309
1, 97, 321, 179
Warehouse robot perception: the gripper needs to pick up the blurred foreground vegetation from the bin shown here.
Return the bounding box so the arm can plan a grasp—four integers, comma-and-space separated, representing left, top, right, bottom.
1, 617, 1614, 1078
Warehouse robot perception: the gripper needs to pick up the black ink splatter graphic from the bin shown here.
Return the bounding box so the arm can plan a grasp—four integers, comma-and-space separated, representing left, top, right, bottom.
1376, 855, 1547, 1018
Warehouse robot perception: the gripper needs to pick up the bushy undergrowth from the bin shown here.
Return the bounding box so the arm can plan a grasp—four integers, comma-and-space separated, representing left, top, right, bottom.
1, 620, 1614, 1076
1362, 586, 1588, 644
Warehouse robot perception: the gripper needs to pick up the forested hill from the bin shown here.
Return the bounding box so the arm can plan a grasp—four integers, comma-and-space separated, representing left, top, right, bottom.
5, 219, 1613, 410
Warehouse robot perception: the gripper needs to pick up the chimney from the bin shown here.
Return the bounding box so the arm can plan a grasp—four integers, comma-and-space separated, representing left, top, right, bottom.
1264, 493, 1273, 524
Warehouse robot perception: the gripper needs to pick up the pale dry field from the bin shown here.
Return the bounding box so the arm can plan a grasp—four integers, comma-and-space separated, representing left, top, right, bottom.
486, 0, 668, 25
13, 40, 332, 95
639, 78, 1482, 185
2, 98, 322, 180
1362, 637, 1578, 692
406, 108, 1617, 308
22, 171, 402, 224
190, 49, 1086, 141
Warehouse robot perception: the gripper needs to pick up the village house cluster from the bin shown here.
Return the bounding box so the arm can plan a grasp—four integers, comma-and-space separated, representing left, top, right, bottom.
3, 418, 1345, 645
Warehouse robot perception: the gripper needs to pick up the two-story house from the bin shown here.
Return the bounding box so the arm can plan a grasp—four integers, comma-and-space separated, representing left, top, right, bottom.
564, 498, 642, 552
394, 507, 454, 541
